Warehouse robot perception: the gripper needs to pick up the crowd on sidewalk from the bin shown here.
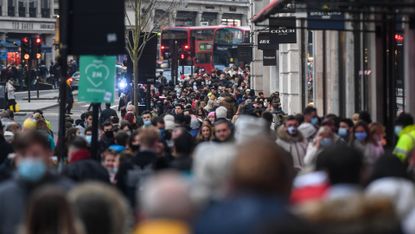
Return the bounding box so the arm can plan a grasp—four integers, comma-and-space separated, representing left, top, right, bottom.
0, 65, 415, 234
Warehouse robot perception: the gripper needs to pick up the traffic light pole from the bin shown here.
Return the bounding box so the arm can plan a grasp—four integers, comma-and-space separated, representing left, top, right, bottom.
27, 62, 31, 103
57, 0, 68, 164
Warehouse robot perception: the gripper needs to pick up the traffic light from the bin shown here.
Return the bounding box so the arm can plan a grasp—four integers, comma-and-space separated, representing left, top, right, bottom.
32, 36, 42, 60
21, 37, 30, 61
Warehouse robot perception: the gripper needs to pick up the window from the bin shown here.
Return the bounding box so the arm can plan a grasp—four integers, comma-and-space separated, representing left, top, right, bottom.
29, 0, 36, 17
41, 0, 50, 18
18, 0, 25, 17
196, 53, 210, 64
8, 0, 15, 16
214, 28, 243, 45
191, 29, 214, 41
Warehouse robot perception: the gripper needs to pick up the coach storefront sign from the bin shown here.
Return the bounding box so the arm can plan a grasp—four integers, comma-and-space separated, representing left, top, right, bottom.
263, 50, 277, 66
269, 17, 297, 44
258, 32, 277, 50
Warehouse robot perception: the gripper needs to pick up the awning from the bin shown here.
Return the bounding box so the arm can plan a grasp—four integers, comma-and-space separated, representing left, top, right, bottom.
251, 0, 283, 23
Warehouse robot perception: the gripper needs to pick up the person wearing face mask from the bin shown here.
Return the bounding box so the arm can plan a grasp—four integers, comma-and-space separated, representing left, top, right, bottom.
99, 121, 115, 156
304, 126, 336, 167
276, 115, 308, 171
300, 106, 319, 128
0, 130, 73, 234
141, 111, 153, 128
352, 121, 384, 166
393, 113, 415, 161
338, 118, 354, 145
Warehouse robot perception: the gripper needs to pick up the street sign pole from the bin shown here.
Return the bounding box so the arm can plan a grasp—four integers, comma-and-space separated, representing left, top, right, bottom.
91, 103, 100, 160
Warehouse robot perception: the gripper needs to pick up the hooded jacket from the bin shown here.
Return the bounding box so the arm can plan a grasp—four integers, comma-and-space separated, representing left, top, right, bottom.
276, 126, 308, 170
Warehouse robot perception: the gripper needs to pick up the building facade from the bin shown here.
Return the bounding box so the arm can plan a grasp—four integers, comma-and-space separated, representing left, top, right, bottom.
0, 0, 55, 66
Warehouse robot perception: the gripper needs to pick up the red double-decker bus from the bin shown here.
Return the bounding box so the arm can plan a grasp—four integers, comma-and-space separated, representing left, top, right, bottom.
160, 25, 250, 73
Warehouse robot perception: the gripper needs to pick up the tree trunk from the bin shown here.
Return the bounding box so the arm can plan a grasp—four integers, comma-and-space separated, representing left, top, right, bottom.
132, 59, 139, 112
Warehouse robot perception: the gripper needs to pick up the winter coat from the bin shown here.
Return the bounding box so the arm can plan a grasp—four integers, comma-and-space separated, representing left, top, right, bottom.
62, 159, 110, 183
276, 126, 308, 170
5, 81, 15, 100
352, 140, 384, 165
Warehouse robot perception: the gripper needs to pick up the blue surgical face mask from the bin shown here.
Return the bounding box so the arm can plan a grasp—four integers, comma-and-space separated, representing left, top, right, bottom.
85, 135, 92, 144
355, 132, 368, 142
311, 117, 319, 126
287, 126, 297, 135
320, 138, 333, 147
143, 120, 152, 126
338, 128, 349, 138
18, 158, 47, 183
394, 126, 403, 136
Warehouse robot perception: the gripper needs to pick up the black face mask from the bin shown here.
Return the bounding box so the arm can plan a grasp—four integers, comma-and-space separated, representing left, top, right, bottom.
130, 144, 140, 151
104, 130, 114, 138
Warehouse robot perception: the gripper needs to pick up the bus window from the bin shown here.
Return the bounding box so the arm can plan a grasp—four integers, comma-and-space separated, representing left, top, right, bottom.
161, 30, 187, 40
191, 29, 214, 41
196, 53, 211, 64
214, 28, 243, 45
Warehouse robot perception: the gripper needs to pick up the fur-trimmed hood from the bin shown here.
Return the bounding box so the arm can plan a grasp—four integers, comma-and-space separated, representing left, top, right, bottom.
277, 125, 304, 142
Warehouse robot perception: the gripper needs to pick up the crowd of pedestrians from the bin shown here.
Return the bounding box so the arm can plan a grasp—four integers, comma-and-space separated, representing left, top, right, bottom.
0, 65, 415, 234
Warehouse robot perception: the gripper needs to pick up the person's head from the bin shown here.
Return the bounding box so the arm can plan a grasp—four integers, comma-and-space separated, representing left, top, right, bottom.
175, 104, 184, 115
84, 126, 93, 136
353, 121, 370, 144
395, 112, 414, 136
215, 106, 228, 119
207, 112, 216, 124
198, 124, 213, 141
316, 126, 335, 148
285, 115, 299, 136
214, 119, 233, 143
352, 113, 359, 125
85, 112, 93, 127
338, 118, 354, 139
358, 111, 372, 124
124, 112, 136, 125
101, 121, 113, 138
13, 131, 53, 183
369, 122, 386, 143
105, 103, 111, 109
232, 137, 294, 198
101, 149, 118, 172
67, 136, 90, 163
22, 186, 83, 234
69, 182, 131, 234
173, 131, 195, 157
316, 145, 364, 185
5, 121, 21, 135
139, 127, 160, 151
114, 131, 129, 147
303, 106, 317, 124
119, 120, 131, 133
129, 130, 141, 152
192, 143, 237, 205
140, 172, 193, 220
142, 111, 153, 127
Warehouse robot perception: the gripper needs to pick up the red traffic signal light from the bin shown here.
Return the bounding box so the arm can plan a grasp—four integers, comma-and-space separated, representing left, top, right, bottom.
394, 34, 404, 43
23, 53, 30, 60
34, 37, 42, 45
184, 45, 190, 50
180, 53, 185, 60
21, 37, 29, 44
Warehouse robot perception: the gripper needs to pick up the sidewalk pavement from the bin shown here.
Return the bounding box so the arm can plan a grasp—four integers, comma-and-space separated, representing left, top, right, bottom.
18, 100, 59, 113
16, 90, 78, 113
